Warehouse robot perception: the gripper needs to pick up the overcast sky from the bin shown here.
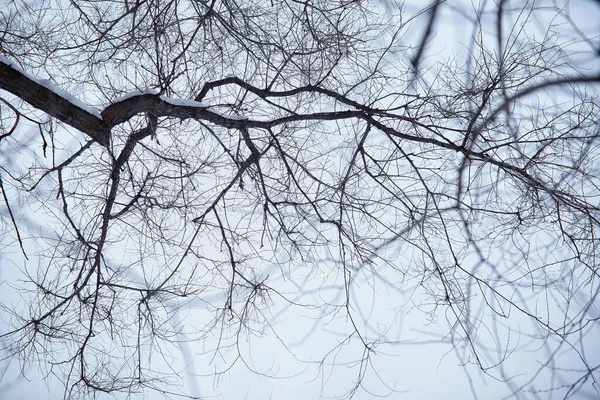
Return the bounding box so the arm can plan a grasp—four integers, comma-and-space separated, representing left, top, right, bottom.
1, 1, 600, 399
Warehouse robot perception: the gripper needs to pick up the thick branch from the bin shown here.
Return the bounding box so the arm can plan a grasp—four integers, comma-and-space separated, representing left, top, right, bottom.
101, 93, 368, 130
0, 61, 110, 147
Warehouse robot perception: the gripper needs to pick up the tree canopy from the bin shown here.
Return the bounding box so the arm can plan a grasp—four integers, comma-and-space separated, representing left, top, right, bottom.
1, 0, 599, 398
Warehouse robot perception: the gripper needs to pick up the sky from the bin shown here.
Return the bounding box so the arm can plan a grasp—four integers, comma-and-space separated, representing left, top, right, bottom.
1, 1, 600, 399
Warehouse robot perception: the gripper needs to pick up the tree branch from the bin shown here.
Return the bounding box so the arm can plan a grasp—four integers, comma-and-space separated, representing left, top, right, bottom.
0, 60, 110, 147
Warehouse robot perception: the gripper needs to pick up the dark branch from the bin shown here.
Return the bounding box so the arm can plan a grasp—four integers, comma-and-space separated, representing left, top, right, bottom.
0, 61, 110, 147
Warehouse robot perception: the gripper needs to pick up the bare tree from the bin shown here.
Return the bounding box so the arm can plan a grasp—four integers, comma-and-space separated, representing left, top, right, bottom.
1, 0, 599, 398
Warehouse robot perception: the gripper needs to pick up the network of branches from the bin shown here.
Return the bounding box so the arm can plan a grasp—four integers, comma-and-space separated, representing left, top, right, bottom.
0, 0, 599, 399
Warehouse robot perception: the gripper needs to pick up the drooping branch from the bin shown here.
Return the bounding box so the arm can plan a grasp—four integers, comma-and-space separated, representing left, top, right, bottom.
194, 75, 376, 112
472, 74, 600, 140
